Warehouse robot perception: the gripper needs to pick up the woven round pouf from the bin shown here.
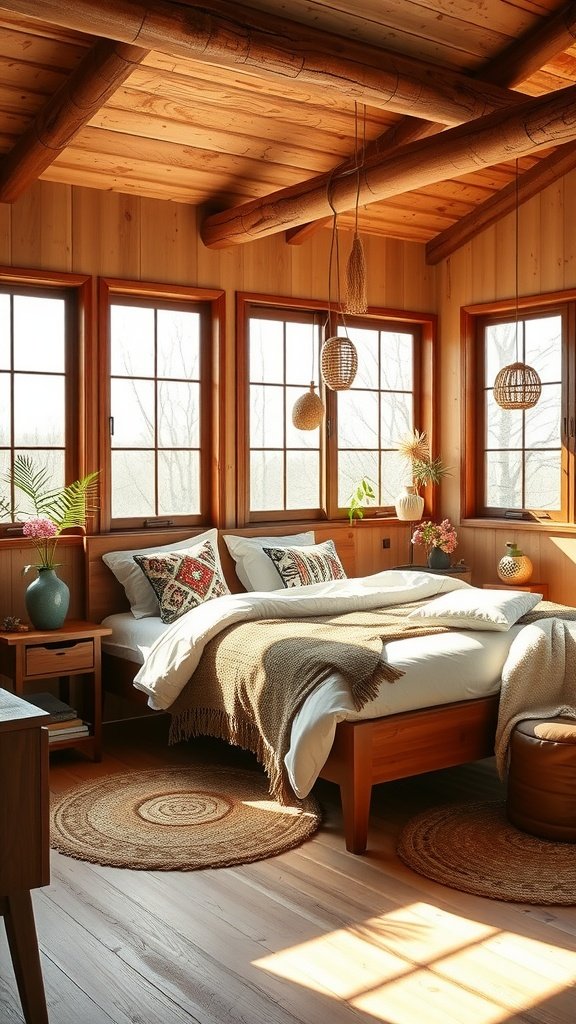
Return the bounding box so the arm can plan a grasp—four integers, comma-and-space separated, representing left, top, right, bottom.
506, 717, 576, 841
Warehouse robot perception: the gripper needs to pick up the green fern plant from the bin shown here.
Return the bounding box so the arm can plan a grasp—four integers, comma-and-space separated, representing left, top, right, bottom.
0, 455, 99, 570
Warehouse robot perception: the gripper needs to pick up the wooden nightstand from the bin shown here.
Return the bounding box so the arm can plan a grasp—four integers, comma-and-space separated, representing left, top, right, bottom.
0, 620, 112, 762
0, 688, 50, 1023
482, 582, 548, 600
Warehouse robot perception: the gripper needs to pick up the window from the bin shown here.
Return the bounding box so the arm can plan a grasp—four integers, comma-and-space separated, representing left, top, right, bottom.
238, 294, 435, 523
247, 306, 323, 517
463, 292, 574, 523
335, 319, 420, 510
0, 270, 89, 528
101, 280, 224, 530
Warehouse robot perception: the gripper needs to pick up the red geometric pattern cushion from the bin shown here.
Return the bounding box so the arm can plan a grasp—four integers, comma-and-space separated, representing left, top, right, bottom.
262, 540, 346, 588
133, 540, 230, 624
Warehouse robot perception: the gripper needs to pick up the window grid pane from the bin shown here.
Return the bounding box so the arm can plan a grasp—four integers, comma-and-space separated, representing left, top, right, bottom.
0, 288, 70, 520
337, 325, 415, 507
482, 312, 562, 513
110, 301, 203, 521
248, 312, 321, 514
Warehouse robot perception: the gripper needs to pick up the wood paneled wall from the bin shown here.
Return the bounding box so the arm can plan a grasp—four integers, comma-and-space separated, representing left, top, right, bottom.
3, 173, 576, 613
437, 167, 576, 605
0, 181, 435, 618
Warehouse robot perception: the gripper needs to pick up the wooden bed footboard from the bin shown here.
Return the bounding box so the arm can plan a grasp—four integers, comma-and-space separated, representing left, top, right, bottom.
101, 646, 499, 855
319, 694, 499, 853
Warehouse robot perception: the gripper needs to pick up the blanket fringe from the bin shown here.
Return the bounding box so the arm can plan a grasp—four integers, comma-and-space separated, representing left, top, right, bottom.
169, 708, 297, 806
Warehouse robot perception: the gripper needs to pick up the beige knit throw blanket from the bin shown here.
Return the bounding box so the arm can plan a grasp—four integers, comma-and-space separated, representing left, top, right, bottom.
169, 604, 448, 803
495, 601, 576, 778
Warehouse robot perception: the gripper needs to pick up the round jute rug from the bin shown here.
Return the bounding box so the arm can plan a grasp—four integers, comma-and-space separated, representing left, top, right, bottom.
50, 765, 321, 870
397, 800, 576, 905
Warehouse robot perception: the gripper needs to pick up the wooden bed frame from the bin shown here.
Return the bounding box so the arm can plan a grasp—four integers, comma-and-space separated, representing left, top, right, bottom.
85, 528, 499, 854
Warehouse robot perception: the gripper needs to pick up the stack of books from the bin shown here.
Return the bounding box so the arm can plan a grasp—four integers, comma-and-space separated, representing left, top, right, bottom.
26, 692, 89, 743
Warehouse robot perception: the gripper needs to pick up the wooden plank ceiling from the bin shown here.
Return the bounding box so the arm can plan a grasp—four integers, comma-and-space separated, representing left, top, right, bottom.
1, 1, 576, 261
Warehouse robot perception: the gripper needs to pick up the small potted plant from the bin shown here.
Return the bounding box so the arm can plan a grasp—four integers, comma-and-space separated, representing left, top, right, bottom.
394, 429, 450, 520
411, 518, 458, 569
0, 455, 99, 629
397, 429, 449, 488
346, 476, 376, 525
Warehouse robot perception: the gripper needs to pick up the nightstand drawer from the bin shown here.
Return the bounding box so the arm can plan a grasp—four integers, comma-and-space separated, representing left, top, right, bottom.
25, 640, 94, 677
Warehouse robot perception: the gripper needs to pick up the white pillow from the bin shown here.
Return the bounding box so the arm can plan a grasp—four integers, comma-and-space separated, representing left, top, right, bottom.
223, 531, 315, 591
102, 528, 221, 618
407, 587, 542, 631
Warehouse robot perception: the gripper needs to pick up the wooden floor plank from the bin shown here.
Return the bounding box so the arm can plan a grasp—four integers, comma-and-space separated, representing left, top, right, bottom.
1, 718, 574, 1024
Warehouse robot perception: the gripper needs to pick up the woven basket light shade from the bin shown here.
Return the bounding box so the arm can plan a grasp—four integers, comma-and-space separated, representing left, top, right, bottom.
493, 361, 542, 410
291, 382, 325, 430
321, 335, 358, 391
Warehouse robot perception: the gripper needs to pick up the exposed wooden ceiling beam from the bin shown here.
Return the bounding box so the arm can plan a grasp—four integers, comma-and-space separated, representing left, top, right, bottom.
288, 0, 576, 247
0, 1, 523, 125
200, 84, 576, 248
482, 0, 576, 87
421, 0, 576, 262
285, 119, 442, 245
426, 142, 576, 265
0, 38, 149, 203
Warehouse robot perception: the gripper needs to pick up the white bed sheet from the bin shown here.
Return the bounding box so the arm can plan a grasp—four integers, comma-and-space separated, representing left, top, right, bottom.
101, 613, 166, 666
101, 607, 516, 799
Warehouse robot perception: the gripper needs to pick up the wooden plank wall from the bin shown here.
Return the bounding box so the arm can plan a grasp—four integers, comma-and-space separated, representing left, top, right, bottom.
0, 181, 435, 619
437, 167, 576, 605
3, 172, 576, 615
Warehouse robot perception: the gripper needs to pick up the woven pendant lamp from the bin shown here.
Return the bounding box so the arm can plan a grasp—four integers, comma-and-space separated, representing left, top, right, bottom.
321, 334, 358, 391
321, 204, 358, 391
493, 161, 541, 412
292, 381, 325, 430
493, 361, 542, 410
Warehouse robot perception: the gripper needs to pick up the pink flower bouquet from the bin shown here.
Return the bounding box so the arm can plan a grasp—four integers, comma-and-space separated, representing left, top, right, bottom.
411, 518, 458, 555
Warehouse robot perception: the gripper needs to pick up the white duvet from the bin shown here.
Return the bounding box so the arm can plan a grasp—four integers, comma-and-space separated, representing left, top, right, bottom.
123, 570, 522, 797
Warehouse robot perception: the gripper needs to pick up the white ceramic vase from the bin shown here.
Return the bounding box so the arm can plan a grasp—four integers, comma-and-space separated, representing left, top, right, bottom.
394, 484, 424, 522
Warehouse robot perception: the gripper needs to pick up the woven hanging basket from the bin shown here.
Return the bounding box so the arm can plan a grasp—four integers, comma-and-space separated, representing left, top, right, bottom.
321, 335, 358, 391
291, 382, 325, 430
493, 361, 542, 410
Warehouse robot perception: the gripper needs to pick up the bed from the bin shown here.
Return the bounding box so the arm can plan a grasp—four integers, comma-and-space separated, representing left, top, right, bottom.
85, 527, 529, 854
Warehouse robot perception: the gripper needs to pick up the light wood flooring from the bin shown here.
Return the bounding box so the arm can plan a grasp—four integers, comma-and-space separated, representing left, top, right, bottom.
1, 715, 575, 1024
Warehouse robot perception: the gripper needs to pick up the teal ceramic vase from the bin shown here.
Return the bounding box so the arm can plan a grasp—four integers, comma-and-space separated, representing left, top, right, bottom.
427, 546, 451, 570
25, 568, 70, 630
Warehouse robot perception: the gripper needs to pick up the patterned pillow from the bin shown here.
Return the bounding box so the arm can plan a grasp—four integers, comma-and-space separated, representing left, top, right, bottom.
133, 540, 230, 623
262, 540, 346, 588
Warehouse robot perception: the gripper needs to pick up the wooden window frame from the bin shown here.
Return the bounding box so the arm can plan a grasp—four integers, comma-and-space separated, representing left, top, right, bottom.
98, 278, 225, 532
461, 288, 576, 525
237, 292, 437, 526
0, 266, 92, 536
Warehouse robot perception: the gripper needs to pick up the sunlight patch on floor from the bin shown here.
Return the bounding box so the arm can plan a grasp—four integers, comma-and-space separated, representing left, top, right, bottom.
253, 901, 576, 1023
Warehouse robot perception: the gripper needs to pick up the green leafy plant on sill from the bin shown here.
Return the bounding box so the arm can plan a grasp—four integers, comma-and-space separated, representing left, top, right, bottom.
0, 454, 99, 572
346, 476, 376, 525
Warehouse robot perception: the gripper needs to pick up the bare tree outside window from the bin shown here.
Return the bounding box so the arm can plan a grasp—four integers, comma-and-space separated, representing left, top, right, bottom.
0, 290, 67, 520
483, 314, 561, 512
109, 302, 202, 520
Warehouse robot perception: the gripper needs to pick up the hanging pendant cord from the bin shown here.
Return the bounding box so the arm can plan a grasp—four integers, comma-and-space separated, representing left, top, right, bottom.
515, 157, 520, 362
